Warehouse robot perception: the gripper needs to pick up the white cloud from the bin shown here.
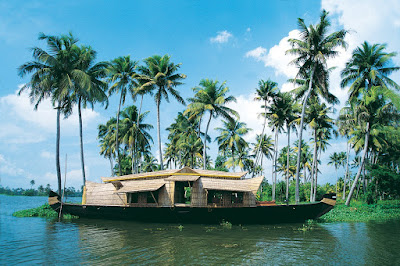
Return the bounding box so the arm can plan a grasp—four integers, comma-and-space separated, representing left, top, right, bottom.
0, 153, 26, 177
0, 90, 101, 139
210, 30, 233, 44
40, 151, 54, 159
245, 30, 300, 78
246, 28, 251, 32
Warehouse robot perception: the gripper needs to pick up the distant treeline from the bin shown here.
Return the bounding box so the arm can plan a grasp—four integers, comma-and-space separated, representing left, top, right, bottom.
0, 185, 82, 197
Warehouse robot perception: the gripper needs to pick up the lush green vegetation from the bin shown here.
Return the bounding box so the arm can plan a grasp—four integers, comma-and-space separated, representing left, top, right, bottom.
12, 203, 78, 219
318, 200, 400, 223
18, 9, 400, 209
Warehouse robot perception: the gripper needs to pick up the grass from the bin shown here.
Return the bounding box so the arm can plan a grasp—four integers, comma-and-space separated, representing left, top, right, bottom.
318, 200, 400, 223
13, 203, 78, 220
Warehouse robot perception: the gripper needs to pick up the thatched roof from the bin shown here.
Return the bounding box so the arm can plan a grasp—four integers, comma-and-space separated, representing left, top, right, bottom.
102, 167, 247, 183
201, 176, 264, 193
164, 175, 200, 181
115, 179, 165, 193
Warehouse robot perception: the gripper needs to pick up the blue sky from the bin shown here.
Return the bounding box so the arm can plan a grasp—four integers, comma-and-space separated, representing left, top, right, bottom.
1, 0, 399, 189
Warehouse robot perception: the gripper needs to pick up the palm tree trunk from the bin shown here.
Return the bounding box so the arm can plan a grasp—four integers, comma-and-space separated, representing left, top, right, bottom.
310, 129, 317, 202
254, 101, 268, 173
346, 122, 370, 206
78, 97, 86, 185
109, 156, 114, 176
335, 168, 338, 194
343, 140, 350, 200
156, 100, 163, 170
272, 128, 278, 201
56, 104, 62, 195
203, 112, 212, 170
231, 149, 235, 172
135, 95, 144, 174
286, 125, 290, 202
295, 66, 315, 203
131, 141, 134, 174
116, 94, 123, 175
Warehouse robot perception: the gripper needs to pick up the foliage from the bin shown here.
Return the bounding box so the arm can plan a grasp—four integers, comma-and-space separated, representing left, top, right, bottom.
13, 203, 78, 219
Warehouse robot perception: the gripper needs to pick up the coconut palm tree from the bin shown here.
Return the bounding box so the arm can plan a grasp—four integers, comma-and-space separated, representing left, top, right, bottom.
139, 55, 186, 170
108, 56, 139, 175
266, 92, 286, 200
253, 79, 278, 169
253, 134, 274, 170
18, 32, 78, 194
215, 119, 251, 172
286, 10, 348, 202
98, 117, 117, 176
71, 45, 109, 184
328, 152, 346, 194
341, 42, 400, 205
186, 79, 238, 169
119, 105, 153, 173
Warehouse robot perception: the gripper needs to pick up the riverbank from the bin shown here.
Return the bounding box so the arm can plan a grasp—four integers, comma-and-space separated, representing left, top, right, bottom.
318, 200, 400, 223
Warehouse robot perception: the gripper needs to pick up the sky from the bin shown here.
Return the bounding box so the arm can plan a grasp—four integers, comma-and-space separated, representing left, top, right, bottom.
0, 0, 399, 190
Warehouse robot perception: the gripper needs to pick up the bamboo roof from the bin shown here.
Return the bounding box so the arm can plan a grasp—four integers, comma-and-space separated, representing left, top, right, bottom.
102, 167, 247, 183
114, 179, 165, 193
201, 176, 264, 193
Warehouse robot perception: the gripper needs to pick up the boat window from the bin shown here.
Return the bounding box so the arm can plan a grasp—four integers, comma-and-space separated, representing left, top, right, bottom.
128, 193, 139, 203
232, 192, 243, 204
147, 190, 159, 204
174, 181, 192, 204
207, 191, 223, 205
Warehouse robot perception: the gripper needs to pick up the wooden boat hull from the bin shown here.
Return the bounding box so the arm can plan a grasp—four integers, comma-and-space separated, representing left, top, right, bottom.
49, 192, 336, 224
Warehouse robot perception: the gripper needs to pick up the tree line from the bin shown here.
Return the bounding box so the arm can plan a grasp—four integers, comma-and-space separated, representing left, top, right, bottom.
20, 10, 400, 204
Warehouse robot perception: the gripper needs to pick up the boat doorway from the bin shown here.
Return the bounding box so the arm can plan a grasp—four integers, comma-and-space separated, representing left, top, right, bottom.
174, 181, 193, 206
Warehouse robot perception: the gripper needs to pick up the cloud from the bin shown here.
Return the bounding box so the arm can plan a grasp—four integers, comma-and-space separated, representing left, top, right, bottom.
210, 30, 233, 44
0, 154, 26, 177
245, 30, 300, 78
40, 151, 54, 159
0, 90, 101, 141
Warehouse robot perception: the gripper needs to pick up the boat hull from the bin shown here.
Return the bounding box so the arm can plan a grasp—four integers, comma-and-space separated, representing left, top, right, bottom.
49, 192, 336, 224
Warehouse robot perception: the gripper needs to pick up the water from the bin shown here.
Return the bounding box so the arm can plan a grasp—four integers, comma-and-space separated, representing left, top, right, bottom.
1, 195, 399, 265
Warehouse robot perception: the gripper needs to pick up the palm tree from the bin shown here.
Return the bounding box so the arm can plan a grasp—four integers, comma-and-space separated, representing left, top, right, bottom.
98, 117, 117, 176
186, 79, 238, 169
119, 105, 153, 173
71, 45, 108, 185
306, 96, 335, 201
108, 56, 139, 175
139, 55, 186, 170
341, 42, 400, 205
253, 79, 278, 169
337, 105, 357, 199
328, 152, 346, 194
253, 134, 274, 170
215, 119, 251, 172
286, 10, 348, 202
18, 32, 78, 194
266, 92, 286, 200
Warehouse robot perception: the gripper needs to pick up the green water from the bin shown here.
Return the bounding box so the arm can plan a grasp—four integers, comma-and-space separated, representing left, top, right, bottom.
1, 195, 399, 265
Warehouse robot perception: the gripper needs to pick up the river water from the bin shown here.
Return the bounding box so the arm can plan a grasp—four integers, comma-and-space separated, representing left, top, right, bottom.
1, 195, 399, 265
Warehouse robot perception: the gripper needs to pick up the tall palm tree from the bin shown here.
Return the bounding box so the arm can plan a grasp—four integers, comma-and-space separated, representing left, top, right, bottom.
306, 96, 335, 201
98, 117, 117, 176
215, 119, 251, 172
287, 10, 348, 202
337, 105, 356, 199
18, 32, 78, 194
328, 152, 346, 194
253, 79, 278, 169
341, 42, 400, 205
119, 105, 153, 173
253, 134, 274, 170
139, 55, 186, 170
266, 92, 286, 201
186, 79, 238, 169
108, 56, 139, 175
71, 45, 109, 185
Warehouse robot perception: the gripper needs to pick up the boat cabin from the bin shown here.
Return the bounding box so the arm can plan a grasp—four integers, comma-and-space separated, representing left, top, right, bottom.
82, 167, 264, 208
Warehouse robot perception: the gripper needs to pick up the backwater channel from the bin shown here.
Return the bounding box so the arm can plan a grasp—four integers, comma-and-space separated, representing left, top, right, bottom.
1, 195, 399, 265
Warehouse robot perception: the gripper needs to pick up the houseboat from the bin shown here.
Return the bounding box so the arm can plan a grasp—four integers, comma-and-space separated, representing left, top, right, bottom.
49, 167, 336, 224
